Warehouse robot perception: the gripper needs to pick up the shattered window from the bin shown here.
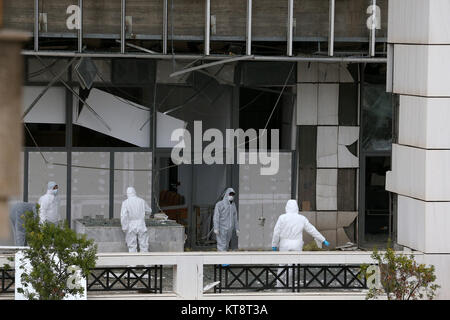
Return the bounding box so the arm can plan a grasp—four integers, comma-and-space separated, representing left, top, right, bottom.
361, 65, 393, 152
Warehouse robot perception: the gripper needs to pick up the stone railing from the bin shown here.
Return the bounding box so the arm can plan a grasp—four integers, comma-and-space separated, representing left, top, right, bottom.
0, 250, 424, 300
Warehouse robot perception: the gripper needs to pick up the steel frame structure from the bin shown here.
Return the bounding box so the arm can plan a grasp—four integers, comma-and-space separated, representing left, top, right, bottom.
29, 0, 384, 63
22, 51, 386, 63
88, 266, 163, 293
21, 59, 298, 248
369, 0, 377, 57
213, 264, 368, 293
328, 0, 335, 57
0, 269, 14, 294
2, 264, 368, 294
0, 266, 164, 294
78, 0, 83, 53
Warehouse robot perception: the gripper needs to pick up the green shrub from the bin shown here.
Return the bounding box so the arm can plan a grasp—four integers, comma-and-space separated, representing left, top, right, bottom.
302, 241, 324, 251
361, 243, 440, 300
16, 208, 97, 300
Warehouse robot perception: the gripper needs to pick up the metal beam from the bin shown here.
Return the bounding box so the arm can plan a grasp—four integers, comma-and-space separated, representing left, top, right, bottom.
78, 0, 83, 52
205, 0, 211, 56
246, 0, 252, 55
0, 0, 3, 28
17, 30, 389, 43
169, 55, 254, 78
65, 81, 73, 227
386, 43, 394, 92
369, 0, 377, 57
162, 0, 168, 55
121, 0, 126, 54
34, 0, 39, 51
328, 0, 335, 57
32, 56, 112, 132
114, 39, 159, 54
109, 152, 114, 219
21, 50, 388, 63
23, 56, 78, 118
287, 0, 294, 56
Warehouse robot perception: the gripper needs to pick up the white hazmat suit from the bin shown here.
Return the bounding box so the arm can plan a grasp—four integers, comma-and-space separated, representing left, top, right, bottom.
213, 188, 239, 252
120, 187, 152, 252
38, 181, 60, 224
271, 199, 326, 288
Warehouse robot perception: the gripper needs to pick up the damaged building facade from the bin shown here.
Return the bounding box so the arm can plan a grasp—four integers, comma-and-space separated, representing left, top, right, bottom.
4, 0, 394, 251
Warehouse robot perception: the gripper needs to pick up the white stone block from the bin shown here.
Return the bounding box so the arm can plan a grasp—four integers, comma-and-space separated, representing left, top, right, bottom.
422, 254, 450, 299
339, 63, 355, 83
298, 62, 353, 83
297, 83, 318, 125
397, 195, 450, 253
317, 126, 338, 168
297, 62, 318, 82
318, 63, 339, 83
318, 84, 339, 125
338, 126, 359, 168
316, 211, 337, 230
393, 45, 450, 97
316, 169, 337, 211
387, 144, 450, 201
399, 96, 450, 149
388, 0, 450, 44
238, 202, 263, 249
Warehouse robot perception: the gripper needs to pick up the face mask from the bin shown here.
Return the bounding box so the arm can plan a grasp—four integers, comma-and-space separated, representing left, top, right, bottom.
228, 195, 234, 202
52, 189, 58, 196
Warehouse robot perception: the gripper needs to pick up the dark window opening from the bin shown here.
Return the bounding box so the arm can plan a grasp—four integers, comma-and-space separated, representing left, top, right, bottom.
361, 64, 393, 152
72, 125, 135, 148
364, 156, 391, 243
24, 123, 66, 147
360, 63, 395, 247
239, 87, 293, 150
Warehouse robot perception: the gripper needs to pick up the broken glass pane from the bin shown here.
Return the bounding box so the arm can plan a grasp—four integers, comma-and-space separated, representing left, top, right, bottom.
361, 84, 393, 151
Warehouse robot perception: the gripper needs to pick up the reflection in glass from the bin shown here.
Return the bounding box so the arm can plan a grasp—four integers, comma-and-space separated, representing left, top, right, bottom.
361, 84, 392, 151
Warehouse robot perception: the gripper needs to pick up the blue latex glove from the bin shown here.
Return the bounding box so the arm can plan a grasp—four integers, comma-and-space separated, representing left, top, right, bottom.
272, 247, 277, 251
323, 240, 330, 247
221, 264, 230, 267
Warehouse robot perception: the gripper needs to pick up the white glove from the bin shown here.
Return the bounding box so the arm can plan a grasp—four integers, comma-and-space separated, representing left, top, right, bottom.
236, 230, 240, 236
214, 229, 219, 235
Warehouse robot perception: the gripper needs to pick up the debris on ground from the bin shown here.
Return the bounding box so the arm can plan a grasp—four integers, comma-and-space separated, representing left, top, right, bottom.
335, 242, 359, 251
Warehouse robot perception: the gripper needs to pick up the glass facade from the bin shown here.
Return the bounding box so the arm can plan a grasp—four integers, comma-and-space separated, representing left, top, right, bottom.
71, 152, 110, 225
113, 152, 152, 219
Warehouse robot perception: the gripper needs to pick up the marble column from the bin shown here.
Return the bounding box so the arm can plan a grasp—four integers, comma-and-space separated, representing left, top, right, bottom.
386, 0, 450, 299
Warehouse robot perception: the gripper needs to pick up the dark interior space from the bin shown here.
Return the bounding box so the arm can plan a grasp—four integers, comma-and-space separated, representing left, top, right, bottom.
239, 87, 293, 150
24, 123, 66, 147
364, 156, 391, 239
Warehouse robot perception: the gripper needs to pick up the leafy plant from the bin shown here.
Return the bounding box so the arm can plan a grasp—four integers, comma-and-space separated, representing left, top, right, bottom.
1, 256, 14, 272
16, 208, 97, 300
361, 243, 440, 300
302, 241, 324, 251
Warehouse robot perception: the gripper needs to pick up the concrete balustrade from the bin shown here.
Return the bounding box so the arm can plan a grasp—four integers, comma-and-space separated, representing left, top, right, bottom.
1, 250, 425, 300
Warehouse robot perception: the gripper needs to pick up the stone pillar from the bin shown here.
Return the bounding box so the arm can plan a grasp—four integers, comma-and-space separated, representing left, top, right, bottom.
0, 30, 28, 241
386, 0, 450, 299
173, 256, 203, 299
